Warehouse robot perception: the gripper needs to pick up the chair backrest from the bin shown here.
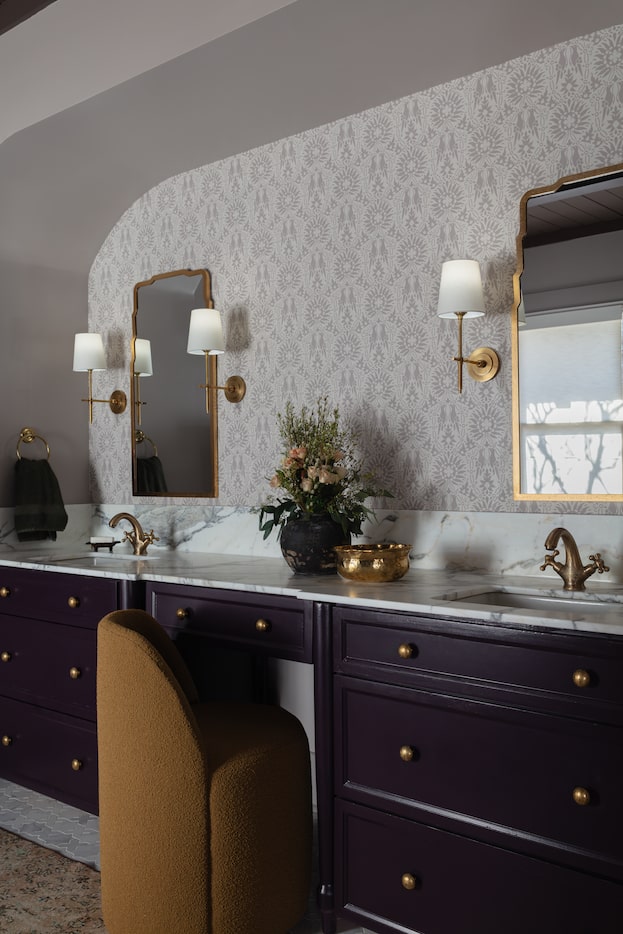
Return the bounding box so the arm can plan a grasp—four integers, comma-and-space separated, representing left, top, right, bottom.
97, 609, 211, 934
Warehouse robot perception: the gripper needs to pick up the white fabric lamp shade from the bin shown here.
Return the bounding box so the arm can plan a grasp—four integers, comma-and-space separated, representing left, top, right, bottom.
73, 333, 107, 371
187, 308, 225, 355
134, 338, 153, 376
437, 260, 486, 319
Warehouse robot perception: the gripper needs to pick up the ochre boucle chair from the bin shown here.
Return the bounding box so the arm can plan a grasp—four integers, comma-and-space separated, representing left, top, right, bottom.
97, 609, 312, 934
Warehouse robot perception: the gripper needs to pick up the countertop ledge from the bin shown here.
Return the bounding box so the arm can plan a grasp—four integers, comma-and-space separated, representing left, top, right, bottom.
1, 549, 623, 636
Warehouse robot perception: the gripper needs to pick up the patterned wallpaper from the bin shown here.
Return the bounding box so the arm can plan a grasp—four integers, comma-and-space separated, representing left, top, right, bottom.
89, 25, 623, 516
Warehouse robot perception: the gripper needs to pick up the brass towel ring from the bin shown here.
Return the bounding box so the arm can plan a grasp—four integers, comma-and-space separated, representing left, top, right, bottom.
16, 427, 50, 460
135, 430, 158, 458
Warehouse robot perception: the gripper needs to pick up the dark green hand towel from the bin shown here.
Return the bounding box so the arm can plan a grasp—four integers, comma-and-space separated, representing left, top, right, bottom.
136, 455, 168, 494
14, 458, 68, 541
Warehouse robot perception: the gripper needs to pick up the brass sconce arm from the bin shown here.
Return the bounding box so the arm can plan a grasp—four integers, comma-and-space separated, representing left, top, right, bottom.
452, 312, 500, 394
80, 371, 127, 424
197, 351, 246, 412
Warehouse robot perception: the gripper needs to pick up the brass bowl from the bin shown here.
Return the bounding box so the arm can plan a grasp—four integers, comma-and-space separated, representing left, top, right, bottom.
333, 543, 411, 583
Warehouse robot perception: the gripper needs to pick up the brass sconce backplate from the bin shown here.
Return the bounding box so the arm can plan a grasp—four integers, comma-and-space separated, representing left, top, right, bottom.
109, 390, 128, 414
465, 347, 500, 383
222, 376, 246, 404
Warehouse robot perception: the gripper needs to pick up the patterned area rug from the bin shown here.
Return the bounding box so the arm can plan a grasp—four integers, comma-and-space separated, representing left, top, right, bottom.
0, 829, 105, 932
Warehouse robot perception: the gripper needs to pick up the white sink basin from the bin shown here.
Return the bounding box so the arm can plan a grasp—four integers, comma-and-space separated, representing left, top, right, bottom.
437, 587, 623, 617
49, 552, 162, 565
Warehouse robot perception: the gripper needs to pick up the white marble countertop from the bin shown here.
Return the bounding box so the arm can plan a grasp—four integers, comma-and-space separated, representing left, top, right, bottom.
1, 546, 623, 636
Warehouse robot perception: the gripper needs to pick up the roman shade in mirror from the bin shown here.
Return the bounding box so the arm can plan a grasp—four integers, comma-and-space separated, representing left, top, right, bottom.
512, 163, 623, 500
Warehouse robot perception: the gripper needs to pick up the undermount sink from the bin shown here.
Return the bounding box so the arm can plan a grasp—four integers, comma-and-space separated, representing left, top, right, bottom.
49, 552, 162, 565
437, 586, 623, 617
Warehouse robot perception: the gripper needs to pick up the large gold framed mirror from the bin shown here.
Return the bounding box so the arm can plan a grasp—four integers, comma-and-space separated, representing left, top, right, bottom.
512, 163, 623, 501
131, 268, 219, 497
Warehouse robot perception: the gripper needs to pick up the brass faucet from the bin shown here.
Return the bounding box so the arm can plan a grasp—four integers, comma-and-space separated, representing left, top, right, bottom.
109, 512, 159, 556
540, 527, 608, 591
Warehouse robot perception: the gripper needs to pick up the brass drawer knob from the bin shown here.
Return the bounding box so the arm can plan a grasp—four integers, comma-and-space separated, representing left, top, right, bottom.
68, 596, 80, 609
572, 668, 591, 688
71, 758, 83, 771
401, 873, 418, 891
176, 607, 189, 620
69, 667, 81, 680
398, 643, 414, 659
255, 618, 271, 633
573, 786, 591, 806
1, 735, 12, 747
399, 745, 415, 762
0, 586, 10, 598
1, 651, 11, 663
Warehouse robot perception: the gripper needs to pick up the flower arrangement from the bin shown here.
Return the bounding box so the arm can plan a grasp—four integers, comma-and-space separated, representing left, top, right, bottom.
258, 397, 390, 540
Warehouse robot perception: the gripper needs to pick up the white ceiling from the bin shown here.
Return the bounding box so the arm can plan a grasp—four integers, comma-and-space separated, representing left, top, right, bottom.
0, 0, 295, 143
0, 0, 621, 275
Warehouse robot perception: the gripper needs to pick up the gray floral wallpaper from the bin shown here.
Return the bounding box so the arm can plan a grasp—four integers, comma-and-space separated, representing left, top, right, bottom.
89, 24, 623, 515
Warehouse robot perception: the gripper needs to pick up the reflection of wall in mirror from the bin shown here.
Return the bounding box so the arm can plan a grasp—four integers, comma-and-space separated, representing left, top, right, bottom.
136, 278, 214, 494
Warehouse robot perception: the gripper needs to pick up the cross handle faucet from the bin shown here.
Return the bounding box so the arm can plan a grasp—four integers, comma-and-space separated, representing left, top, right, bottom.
540, 526, 608, 591
109, 512, 159, 556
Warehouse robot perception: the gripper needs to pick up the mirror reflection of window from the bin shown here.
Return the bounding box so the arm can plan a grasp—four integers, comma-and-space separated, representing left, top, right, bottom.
519, 304, 623, 495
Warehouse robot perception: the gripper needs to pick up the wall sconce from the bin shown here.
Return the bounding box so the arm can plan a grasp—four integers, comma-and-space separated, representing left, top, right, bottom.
73, 333, 127, 423
133, 338, 152, 426
187, 308, 246, 411
437, 259, 500, 393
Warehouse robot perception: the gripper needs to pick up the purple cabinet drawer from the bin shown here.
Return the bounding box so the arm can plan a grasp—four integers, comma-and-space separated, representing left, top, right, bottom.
0, 616, 96, 719
0, 566, 118, 628
0, 696, 98, 813
335, 676, 623, 873
148, 583, 311, 662
333, 607, 623, 716
336, 800, 623, 934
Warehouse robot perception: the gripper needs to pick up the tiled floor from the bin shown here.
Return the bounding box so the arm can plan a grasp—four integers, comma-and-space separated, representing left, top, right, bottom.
0, 778, 374, 934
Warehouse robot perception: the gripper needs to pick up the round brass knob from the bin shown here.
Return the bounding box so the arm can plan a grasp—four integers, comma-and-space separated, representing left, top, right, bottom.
71, 758, 83, 771
255, 618, 271, 633
398, 643, 414, 659
1, 651, 11, 663
67, 596, 80, 609
176, 607, 189, 620
401, 873, 417, 891
69, 667, 81, 680
1, 735, 12, 747
572, 669, 591, 688
573, 786, 591, 806
0, 586, 10, 598
399, 745, 415, 762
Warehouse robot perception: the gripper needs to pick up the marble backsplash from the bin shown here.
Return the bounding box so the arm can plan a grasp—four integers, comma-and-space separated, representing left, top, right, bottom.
1, 504, 621, 586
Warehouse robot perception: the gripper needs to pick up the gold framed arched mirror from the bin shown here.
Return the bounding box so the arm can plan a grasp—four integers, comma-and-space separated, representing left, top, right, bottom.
512, 162, 623, 501
131, 268, 219, 497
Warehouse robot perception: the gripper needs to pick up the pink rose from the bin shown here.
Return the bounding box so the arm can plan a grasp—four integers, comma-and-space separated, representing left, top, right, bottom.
318, 467, 339, 484
300, 477, 313, 492
269, 474, 281, 488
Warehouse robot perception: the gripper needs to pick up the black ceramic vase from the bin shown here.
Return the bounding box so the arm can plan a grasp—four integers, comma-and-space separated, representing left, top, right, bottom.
280, 513, 351, 574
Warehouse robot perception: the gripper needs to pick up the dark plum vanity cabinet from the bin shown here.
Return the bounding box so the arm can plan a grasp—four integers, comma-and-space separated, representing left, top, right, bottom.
332, 606, 623, 934
2, 557, 623, 934
0, 566, 139, 813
